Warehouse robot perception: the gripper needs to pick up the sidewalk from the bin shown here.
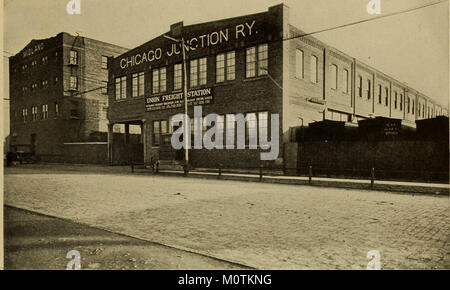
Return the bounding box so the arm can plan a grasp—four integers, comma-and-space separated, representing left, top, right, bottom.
5, 167, 449, 269
6, 163, 449, 195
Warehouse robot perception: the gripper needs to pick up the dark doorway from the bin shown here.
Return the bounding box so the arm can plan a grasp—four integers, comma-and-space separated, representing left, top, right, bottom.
30, 134, 37, 154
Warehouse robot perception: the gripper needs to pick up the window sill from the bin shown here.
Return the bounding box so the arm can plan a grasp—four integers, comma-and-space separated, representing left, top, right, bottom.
130, 95, 146, 100
114, 98, 132, 103
188, 84, 209, 90
243, 75, 269, 82
214, 81, 235, 87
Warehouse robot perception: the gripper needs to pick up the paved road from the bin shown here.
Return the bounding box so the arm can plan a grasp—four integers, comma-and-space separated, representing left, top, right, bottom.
4, 206, 246, 270
4, 166, 449, 269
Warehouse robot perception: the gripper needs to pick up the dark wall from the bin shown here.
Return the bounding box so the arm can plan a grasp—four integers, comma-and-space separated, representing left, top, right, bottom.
296, 141, 449, 182
63, 143, 107, 164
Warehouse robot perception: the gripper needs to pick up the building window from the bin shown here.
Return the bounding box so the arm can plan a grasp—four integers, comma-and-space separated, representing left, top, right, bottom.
101, 81, 108, 94
258, 112, 269, 144
22, 108, 28, 123
22, 87, 28, 94
412, 100, 415, 115
216, 54, 225, 83
216, 51, 236, 83
132, 72, 145, 97
55, 103, 59, 117
190, 116, 207, 139
225, 114, 235, 147
246, 44, 268, 78
31, 60, 37, 67
245, 113, 257, 147
190, 59, 198, 87
174, 64, 182, 90
226, 51, 236, 81
32, 106, 38, 121
152, 67, 167, 94
367, 79, 371, 99
378, 85, 382, 104
310, 55, 318, 84
101, 56, 108, 69
357, 76, 362, 97
422, 104, 425, 117
407, 97, 410, 113
343, 69, 349, 94
42, 80, 49, 89
69, 50, 78, 65
42, 56, 48, 65
211, 115, 225, 144
385, 88, 389, 106
70, 101, 79, 118
31, 83, 38, 91
42, 104, 48, 119
394, 92, 398, 109
190, 58, 207, 88
153, 120, 168, 147
69, 76, 78, 91
115, 76, 127, 100
295, 49, 304, 79
330, 64, 338, 90
400, 94, 403, 110
257, 44, 268, 76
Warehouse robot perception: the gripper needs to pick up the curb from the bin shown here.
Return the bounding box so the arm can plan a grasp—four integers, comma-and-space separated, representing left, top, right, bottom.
153, 170, 449, 196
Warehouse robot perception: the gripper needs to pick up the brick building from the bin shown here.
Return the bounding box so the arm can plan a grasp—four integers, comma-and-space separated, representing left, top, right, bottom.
9, 32, 128, 162
107, 4, 448, 169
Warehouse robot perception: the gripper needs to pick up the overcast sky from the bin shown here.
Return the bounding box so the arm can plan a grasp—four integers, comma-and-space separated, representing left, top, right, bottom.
2, 0, 449, 136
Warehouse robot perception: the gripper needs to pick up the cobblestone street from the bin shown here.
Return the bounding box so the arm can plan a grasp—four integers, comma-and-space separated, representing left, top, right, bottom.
4, 166, 449, 269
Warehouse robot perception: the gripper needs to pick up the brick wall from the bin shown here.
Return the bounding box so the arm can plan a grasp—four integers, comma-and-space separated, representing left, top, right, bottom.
63, 143, 107, 164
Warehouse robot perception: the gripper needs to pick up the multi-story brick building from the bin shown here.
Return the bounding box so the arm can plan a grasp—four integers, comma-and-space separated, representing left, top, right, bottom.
9, 32, 128, 162
107, 4, 448, 168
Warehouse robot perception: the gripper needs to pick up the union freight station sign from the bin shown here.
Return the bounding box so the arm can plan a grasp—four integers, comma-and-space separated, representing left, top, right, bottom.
145, 88, 213, 112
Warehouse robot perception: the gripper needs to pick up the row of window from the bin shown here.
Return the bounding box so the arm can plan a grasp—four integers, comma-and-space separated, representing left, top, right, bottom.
22, 78, 57, 93
18, 50, 108, 72
70, 50, 108, 69
295, 50, 438, 116
295, 49, 319, 84
21, 103, 57, 123
152, 112, 270, 147
115, 44, 268, 100
20, 75, 81, 94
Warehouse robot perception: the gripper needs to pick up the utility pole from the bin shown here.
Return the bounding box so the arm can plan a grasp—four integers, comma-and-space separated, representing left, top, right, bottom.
181, 37, 189, 169
164, 35, 189, 172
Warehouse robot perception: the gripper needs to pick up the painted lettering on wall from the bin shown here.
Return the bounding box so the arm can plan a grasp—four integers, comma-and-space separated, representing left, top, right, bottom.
120, 20, 257, 69
146, 88, 213, 111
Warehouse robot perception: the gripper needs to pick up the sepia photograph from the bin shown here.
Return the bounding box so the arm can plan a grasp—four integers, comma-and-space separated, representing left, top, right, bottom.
1, 0, 449, 277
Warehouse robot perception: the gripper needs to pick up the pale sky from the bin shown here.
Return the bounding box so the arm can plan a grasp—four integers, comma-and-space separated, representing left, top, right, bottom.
2, 0, 449, 137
